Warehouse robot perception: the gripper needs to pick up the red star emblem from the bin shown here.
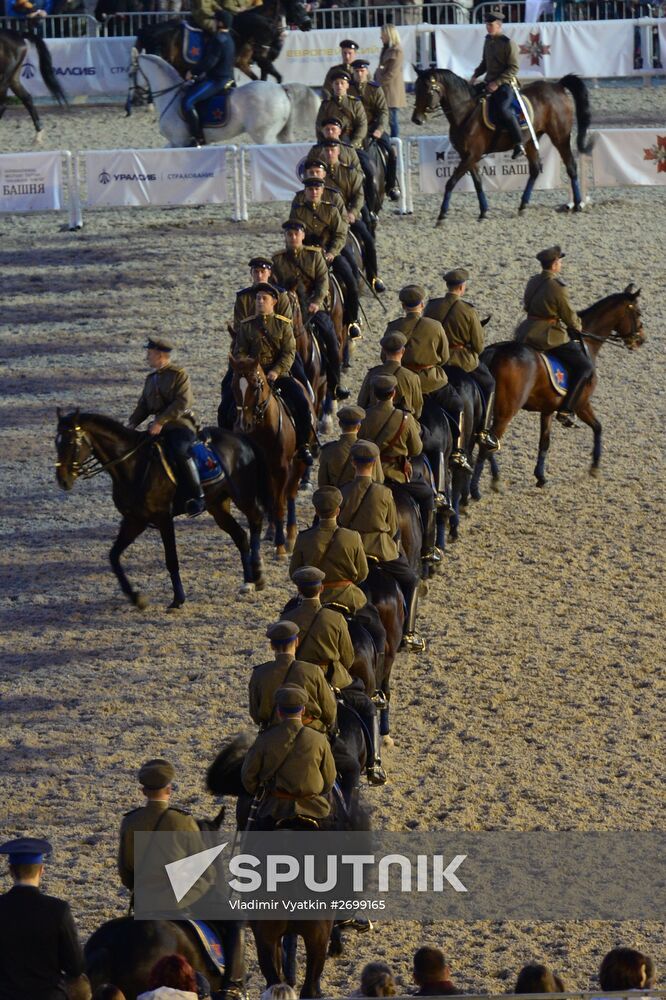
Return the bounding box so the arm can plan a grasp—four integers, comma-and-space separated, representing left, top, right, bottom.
644, 134, 666, 173
555, 369, 564, 384
519, 31, 551, 67
212, 108, 224, 120
191, 44, 201, 57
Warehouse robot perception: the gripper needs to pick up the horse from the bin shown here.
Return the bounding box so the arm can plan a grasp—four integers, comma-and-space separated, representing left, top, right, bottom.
55, 411, 270, 606
363, 136, 388, 218
444, 374, 483, 542
361, 565, 404, 741
0, 28, 67, 137
136, 53, 320, 145
411, 68, 593, 221
470, 285, 645, 495
419, 397, 454, 552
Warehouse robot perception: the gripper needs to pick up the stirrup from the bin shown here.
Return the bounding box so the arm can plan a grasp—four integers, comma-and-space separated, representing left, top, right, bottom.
512, 143, 525, 159
367, 763, 388, 785
298, 444, 314, 466
348, 321, 362, 339
451, 449, 473, 473
422, 548, 442, 564
400, 632, 426, 653
556, 410, 579, 429
388, 186, 400, 201
435, 491, 454, 513
220, 984, 247, 1000
333, 384, 351, 401
371, 276, 386, 293
185, 497, 205, 517
477, 429, 500, 452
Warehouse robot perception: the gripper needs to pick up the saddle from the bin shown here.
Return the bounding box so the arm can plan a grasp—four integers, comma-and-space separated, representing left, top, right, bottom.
481, 91, 533, 133
178, 919, 226, 976
539, 352, 569, 396
181, 21, 205, 66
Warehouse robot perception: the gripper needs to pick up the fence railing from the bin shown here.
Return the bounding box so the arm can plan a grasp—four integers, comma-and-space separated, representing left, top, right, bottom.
0, 12, 98, 35
311, 2, 471, 28
472, 0, 662, 19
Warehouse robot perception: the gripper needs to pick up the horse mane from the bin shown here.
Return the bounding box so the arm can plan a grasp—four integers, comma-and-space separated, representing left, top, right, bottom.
432, 68, 475, 101
578, 290, 632, 321
61, 411, 142, 439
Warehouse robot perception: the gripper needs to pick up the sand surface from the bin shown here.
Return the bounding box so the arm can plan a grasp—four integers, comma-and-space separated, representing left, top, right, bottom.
0, 82, 665, 997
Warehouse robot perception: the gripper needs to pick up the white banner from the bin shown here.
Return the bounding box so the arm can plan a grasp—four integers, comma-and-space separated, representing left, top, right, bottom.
21, 38, 132, 98
416, 134, 562, 194
274, 25, 420, 88
591, 128, 666, 187
83, 147, 228, 207
435, 19, 635, 79
0, 151, 64, 212
247, 142, 313, 203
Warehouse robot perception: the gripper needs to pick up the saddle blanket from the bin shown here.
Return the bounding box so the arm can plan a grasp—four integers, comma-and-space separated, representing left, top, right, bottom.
177, 91, 230, 129
180, 919, 226, 975
191, 440, 225, 483
481, 92, 533, 133
182, 22, 205, 66
541, 352, 569, 396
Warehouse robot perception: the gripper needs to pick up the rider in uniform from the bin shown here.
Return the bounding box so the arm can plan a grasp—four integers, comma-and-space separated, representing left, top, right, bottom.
233, 255, 293, 334
322, 39, 359, 97
310, 117, 363, 173
339, 441, 424, 652
425, 268, 499, 451
294, 157, 348, 219
181, 9, 235, 147
190, 0, 227, 32
271, 219, 350, 401
318, 405, 383, 488
515, 246, 594, 428
358, 331, 423, 418
471, 9, 524, 160
349, 57, 401, 202
129, 337, 205, 517
316, 69, 367, 149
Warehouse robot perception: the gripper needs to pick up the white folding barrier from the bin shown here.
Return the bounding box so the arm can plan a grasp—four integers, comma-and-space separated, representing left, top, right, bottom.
0, 150, 81, 229
590, 128, 666, 186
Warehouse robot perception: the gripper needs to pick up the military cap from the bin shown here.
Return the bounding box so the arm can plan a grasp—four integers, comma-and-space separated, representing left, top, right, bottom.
275, 685, 307, 712
320, 138, 341, 148
536, 245, 565, 266
372, 374, 398, 397
282, 219, 306, 232
484, 7, 505, 20
340, 39, 359, 49
145, 337, 174, 352
138, 758, 175, 790
312, 485, 343, 514
266, 619, 300, 642
253, 281, 279, 299
444, 267, 469, 286
292, 565, 326, 588
330, 69, 351, 83
321, 116, 344, 129
0, 837, 52, 865
302, 156, 327, 172
351, 439, 380, 462
249, 255, 273, 271
399, 284, 426, 307
303, 177, 325, 188
380, 331, 407, 352
351, 58, 370, 69
338, 404, 365, 425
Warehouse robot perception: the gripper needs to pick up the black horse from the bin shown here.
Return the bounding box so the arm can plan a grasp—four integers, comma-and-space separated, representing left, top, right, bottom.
55, 410, 270, 606
0, 27, 67, 133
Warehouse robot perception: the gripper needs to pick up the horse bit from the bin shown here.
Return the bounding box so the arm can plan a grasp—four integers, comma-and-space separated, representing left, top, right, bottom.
55, 424, 146, 480
237, 374, 270, 425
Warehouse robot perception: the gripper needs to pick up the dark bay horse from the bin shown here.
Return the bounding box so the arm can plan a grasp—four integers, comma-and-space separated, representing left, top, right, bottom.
361, 565, 404, 741
412, 68, 592, 221
0, 28, 67, 134
470, 285, 645, 493
55, 411, 269, 606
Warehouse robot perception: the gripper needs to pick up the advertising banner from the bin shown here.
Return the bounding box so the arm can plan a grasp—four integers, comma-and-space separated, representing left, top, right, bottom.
247, 142, 313, 203
591, 128, 666, 187
416, 134, 562, 194
21, 37, 132, 99
0, 151, 64, 212
83, 147, 229, 207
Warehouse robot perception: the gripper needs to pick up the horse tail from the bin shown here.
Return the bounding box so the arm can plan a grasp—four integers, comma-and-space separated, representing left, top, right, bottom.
559, 74, 593, 154
23, 31, 68, 105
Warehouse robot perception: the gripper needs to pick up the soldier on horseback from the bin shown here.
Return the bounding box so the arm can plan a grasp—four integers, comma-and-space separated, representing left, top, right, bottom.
128, 337, 205, 516
515, 246, 594, 428
322, 39, 359, 98
181, 8, 235, 147
358, 332, 423, 419
350, 58, 401, 202
318, 406, 383, 488
470, 9, 525, 160
233, 255, 293, 331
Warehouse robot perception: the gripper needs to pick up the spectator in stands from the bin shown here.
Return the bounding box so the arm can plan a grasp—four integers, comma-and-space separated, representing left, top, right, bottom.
515, 965, 563, 993
598, 948, 650, 993
352, 961, 397, 996
374, 21, 406, 138
413, 947, 458, 996
260, 986, 298, 1000
13, 0, 48, 21
138, 954, 199, 1000
92, 987, 126, 1000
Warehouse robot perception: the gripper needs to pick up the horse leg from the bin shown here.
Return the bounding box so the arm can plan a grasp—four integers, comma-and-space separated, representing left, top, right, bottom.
273, 471, 289, 560
209, 496, 258, 594
282, 934, 298, 988
286, 460, 303, 551
10, 76, 43, 137
436, 152, 475, 225
158, 517, 186, 609
518, 142, 542, 213
534, 411, 554, 488
300, 922, 332, 999
109, 515, 149, 609
0, 88, 8, 121
554, 135, 583, 210
470, 165, 489, 221
577, 398, 602, 477
248, 506, 267, 590
252, 926, 283, 988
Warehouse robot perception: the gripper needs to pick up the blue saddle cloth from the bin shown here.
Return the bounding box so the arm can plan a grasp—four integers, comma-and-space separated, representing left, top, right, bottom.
191, 441, 225, 482
541, 352, 569, 396
482, 92, 532, 132
182, 22, 205, 66
180, 919, 226, 974
198, 92, 230, 127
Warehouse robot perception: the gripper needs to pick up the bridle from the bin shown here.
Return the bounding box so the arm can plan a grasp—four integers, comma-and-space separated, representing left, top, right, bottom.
55, 422, 147, 481
581, 300, 644, 350
235, 371, 272, 429
419, 74, 447, 119
127, 59, 185, 118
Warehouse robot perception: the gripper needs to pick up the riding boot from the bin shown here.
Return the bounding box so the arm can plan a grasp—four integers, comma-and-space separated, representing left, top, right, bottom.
184, 106, 205, 147
313, 316, 349, 399
556, 374, 589, 428
367, 713, 387, 785
217, 922, 246, 1000
477, 390, 500, 451
386, 147, 400, 201
178, 456, 205, 516
400, 586, 425, 653
421, 509, 441, 564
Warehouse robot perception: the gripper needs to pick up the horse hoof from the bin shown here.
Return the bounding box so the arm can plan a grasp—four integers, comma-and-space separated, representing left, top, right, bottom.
254, 575, 267, 591
470, 487, 481, 501
167, 600, 184, 612
275, 546, 287, 561
491, 478, 501, 494
239, 581, 256, 595
132, 591, 148, 610
589, 464, 600, 479
573, 202, 584, 213
435, 216, 446, 228
535, 477, 546, 488
382, 734, 395, 748
518, 204, 527, 214
478, 212, 489, 221
298, 480, 313, 493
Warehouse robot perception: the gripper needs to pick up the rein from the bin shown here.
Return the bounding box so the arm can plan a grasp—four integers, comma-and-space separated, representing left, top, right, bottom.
580, 299, 643, 349
57, 424, 149, 480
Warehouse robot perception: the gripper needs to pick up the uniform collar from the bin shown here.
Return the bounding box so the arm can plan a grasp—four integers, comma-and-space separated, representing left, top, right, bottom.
374, 399, 393, 411
319, 517, 338, 528
341, 432, 357, 439
300, 596, 321, 609
275, 651, 294, 666
145, 798, 169, 810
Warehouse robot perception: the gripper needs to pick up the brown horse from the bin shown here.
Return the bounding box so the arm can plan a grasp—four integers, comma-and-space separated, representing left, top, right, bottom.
0, 28, 67, 135
470, 285, 645, 494
412, 68, 592, 221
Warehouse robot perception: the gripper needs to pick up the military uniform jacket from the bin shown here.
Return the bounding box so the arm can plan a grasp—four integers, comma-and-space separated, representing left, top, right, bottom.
289, 199, 347, 258
318, 433, 384, 489
282, 597, 354, 689
339, 478, 400, 562
359, 400, 423, 484
310, 141, 362, 173
316, 95, 368, 148
515, 271, 582, 349
248, 652, 337, 733
234, 313, 296, 378
233, 286, 293, 333
289, 517, 369, 613
0, 885, 84, 1000
425, 293, 484, 372
190, 0, 224, 29
357, 360, 423, 418
272, 247, 330, 311
242, 717, 336, 820
292, 185, 348, 224
474, 33, 520, 86
129, 363, 197, 430
349, 80, 389, 136
322, 62, 348, 97
385, 314, 450, 393
327, 161, 365, 217
118, 799, 200, 890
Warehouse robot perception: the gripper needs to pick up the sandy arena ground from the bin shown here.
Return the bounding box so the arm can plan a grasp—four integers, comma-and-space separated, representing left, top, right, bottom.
0, 80, 665, 997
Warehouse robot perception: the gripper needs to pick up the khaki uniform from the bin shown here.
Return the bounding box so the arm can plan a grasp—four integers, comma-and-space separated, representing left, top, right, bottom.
292, 185, 348, 223
290, 518, 369, 613
327, 161, 364, 217
233, 287, 293, 333
271, 247, 330, 311
248, 652, 337, 733
310, 142, 362, 173
339, 478, 400, 562
190, 0, 224, 32
289, 199, 347, 259
234, 313, 295, 378
118, 800, 200, 891
359, 400, 423, 484
316, 95, 367, 148
474, 33, 520, 86
241, 717, 336, 821
515, 272, 582, 350
129, 363, 196, 430
384, 314, 450, 394
318, 433, 384, 489
357, 360, 423, 418
425, 294, 484, 373
282, 597, 354, 689
349, 80, 389, 136
322, 62, 348, 98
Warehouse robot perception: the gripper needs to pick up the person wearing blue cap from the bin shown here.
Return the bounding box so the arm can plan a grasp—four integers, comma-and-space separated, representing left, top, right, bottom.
0, 837, 88, 1000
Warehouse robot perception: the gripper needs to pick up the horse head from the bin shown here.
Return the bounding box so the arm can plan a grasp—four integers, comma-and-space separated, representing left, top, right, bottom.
412, 68, 441, 125
55, 407, 89, 491
230, 356, 270, 432
412, 68, 475, 126
618, 285, 645, 350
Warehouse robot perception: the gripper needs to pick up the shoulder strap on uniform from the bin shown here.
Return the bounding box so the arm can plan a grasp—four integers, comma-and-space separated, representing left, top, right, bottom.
296, 607, 324, 658
263, 727, 306, 791
344, 480, 374, 529
274, 314, 292, 323
382, 411, 409, 455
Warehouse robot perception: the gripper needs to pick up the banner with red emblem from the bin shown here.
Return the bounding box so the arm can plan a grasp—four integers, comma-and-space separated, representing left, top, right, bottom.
591, 128, 666, 187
